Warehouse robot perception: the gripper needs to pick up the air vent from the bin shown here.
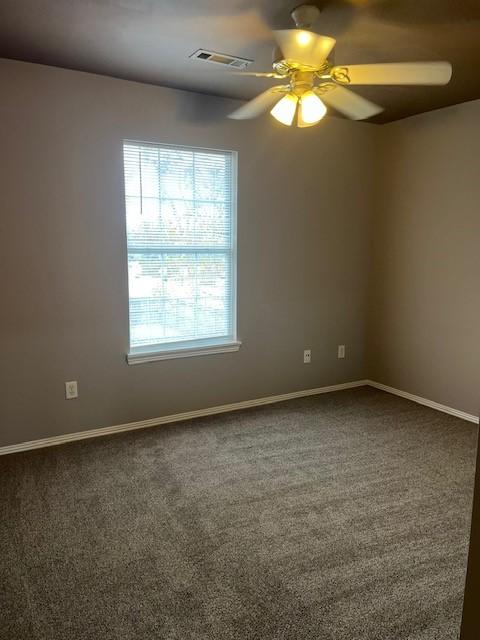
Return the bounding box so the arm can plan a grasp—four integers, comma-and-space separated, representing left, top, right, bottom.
190, 49, 253, 70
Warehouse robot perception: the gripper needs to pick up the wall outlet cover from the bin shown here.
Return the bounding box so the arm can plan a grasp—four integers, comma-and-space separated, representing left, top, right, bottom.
65, 381, 78, 399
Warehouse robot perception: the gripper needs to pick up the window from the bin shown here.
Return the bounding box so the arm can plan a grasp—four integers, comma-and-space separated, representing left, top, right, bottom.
123, 141, 239, 364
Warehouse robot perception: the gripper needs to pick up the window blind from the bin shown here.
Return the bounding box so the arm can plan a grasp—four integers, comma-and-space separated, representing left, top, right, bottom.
123, 141, 236, 354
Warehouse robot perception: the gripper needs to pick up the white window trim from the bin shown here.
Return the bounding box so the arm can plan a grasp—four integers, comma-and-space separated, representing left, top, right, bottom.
124, 140, 239, 364
127, 339, 242, 365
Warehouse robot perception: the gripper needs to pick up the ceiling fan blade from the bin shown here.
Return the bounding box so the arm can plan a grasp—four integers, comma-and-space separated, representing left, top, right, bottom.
334, 62, 452, 85
273, 29, 336, 68
319, 86, 383, 120
222, 71, 285, 79
228, 86, 288, 120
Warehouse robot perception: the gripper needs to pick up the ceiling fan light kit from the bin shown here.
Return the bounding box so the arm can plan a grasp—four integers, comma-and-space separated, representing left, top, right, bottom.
270, 83, 327, 128
228, 4, 452, 128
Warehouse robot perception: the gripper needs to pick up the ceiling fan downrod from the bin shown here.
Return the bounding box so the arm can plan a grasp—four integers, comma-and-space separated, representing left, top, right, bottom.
290, 4, 321, 30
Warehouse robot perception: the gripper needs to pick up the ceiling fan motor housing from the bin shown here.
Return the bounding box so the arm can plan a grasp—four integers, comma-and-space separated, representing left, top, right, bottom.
290, 70, 316, 95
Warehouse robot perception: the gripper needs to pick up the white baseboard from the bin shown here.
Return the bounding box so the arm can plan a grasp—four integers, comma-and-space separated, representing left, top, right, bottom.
2, 378, 476, 457
0, 380, 368, 456
367, 380, 479, 425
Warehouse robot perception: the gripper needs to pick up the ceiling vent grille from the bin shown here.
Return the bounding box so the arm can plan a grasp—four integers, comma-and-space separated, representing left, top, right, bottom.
190, 49, 253, 70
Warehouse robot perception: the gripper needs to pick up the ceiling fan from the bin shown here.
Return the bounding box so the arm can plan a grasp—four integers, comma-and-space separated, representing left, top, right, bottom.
228, 4, 452, 127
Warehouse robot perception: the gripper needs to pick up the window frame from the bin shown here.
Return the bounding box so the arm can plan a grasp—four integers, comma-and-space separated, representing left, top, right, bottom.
123, 139, 240, 364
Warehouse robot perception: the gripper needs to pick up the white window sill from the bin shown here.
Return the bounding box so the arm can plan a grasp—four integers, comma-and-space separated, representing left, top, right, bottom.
127, 340, 242, 365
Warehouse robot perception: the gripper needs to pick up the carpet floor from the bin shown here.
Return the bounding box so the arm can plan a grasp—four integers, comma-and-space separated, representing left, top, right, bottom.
0, 387, 477, 640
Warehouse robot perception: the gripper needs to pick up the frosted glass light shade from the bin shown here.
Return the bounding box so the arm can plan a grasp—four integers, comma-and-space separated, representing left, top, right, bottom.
298, 91, 327, 127
270, 93, 298, 126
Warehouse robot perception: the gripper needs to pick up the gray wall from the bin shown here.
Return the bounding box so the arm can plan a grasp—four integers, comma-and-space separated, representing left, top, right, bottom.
1, 58, 478, 449
0, 59, 375, 447
369, 100, 480, 416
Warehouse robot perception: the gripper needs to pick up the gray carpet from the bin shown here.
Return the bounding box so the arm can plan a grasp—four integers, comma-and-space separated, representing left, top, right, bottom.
0, 387, 477, 640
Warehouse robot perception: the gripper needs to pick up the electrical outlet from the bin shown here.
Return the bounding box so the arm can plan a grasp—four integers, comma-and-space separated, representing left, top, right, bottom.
303, 349, 311, 364
65, 381, 78, 399
338, 345, 346, 359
